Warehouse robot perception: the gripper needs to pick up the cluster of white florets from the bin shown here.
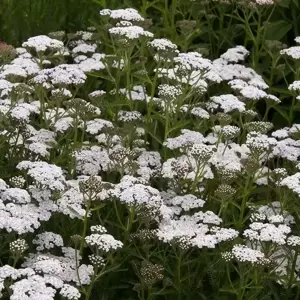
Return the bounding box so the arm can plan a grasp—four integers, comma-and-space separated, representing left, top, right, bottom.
85, 224, 123, 252
17, 161, 67, 191
30, 64, 86, 87
222, 244, 270, 264
100, 8, 145, 22
22, 35, 65, 53
32, 232, 64, 251
0, 241, 93, 299
157, 211, 239, 249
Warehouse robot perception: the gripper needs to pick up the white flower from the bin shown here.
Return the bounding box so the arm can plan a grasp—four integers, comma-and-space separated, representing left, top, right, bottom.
280, 46, 300, 59
91, 225, 107, 234
33, 232, 64, 251
253, 202, 295, 225
116, 20, 133, 27
56, 182, 85, 219
54, 117, 74, 133
272, 138, 300, 161
85, 119, 113, 135
181, 105, 210, 119
17, 161, 67, 191
190, 143, 215, 160
76, 264, 94, 285
59, 284, 81, 300
148, 38, 178, 53
109, 175, 163, 211
75, 146, 110, 175
255, 0, 274, 5
220, 45, 249, 63
119, 85, 150, 102
244, 222, 291, 245
74, 53, 105, 72
0, 279, 4, 297
88, 90, 106, 100
0, 79, 13, 98
280, 172, 300, 196
109, 26, 153, 40
31, 64, 86, 87
246, 132, 277, 153
174, 52, 212, 71
231, 244, 269, 264
100, 8, 145, 22
9, 239, 28, 254
72, 43, 96, 54
287, 235, 300, 247
240, 85, 267, 100
136, 151, 161, 180
118, 110, 142, 122
27, 142, 51, 158
288, 80, 300, 92
272, 128, 289, 139
163, 129, 206, 150
85, 233, 123, 252
76, 30, 94, 41
51, 88, 72, 99
0, 265, 19, 280
10, 275, 57, 300
268, 215, 285, 224
162, 154, 214, 181
156, 211, 238, 249
212, 125, 240, 139
228, 79, 248, 90
1, 57, 40, 80
208, 94, 245, 113
165, 194, 205, 212
1, 188, 31, 204
22, 35, 64, 54
22, 248, 94, 286
158, 84, 182, 101
33, 257, 63, 275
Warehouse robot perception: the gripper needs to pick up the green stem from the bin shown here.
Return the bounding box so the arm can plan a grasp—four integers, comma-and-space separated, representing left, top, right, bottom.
289, 96, 296, 126
84, 267, 98, 300
79, 204, 90, 255
238, 175, 251, 230
177, 254, 182, 300
286, 250, 299, 300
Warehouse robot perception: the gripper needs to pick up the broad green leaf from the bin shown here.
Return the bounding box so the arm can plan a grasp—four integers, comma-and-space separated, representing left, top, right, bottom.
269, 87, 292, 95
87, 71, 115, 82
264, 20, 292, 41
279, 0, 291, 7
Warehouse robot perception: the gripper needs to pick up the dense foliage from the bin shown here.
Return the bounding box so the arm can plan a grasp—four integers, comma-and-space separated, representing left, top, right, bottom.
1, 1, 300, 299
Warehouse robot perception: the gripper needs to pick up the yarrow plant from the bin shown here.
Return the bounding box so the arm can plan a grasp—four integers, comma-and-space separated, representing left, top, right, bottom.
1, 2, 300, 300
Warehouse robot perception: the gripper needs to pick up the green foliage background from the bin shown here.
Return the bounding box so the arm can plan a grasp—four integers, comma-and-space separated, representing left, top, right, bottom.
0, 0, 299, 48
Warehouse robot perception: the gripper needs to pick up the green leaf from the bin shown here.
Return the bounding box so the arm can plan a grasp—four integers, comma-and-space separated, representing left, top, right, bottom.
264, 20, 292, 40
269, 87, 292, 95
219, 287, 238, 295
145, 129, 163, 145
167, 121, 190, 135
87, 71, 115, 82
272, 110, 289, 126
279, 0, 291, 7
